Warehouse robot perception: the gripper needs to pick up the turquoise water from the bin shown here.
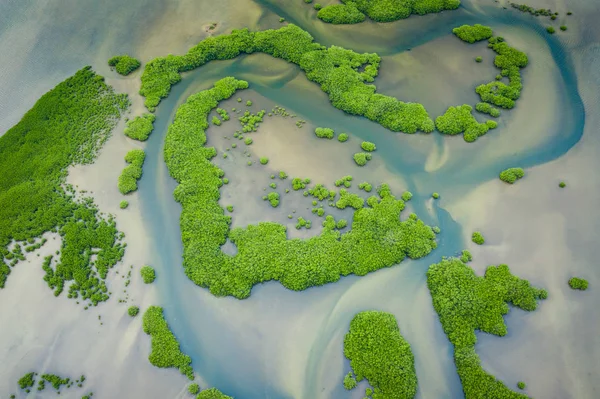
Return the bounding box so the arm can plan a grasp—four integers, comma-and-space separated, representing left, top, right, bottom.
0, 0, 597, 397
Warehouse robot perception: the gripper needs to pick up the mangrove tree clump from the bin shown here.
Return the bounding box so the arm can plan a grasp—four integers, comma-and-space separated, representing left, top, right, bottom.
472, 231, 485, 245
361, 141, 376, 151
315, 127, 334, 139
18, 373, 35, 389
196, 388, 233, 399
343, 372, 357, 390
499, 167, 525, 184
344, 311, 418, 398
336, 189, 364, 210
432, 192, 440, 199
267, 192, 280, 207
338, 133, 349, 142
435, 104, 497, 142
319, 0, 460, 25
317, 3, 366, 24
143, 306, 194, 379
139, 25, 434, 134
141, 265, 156, 284
460, 249, 473, 263
547, 26, 555, 34
108, 55, 141, 76
559, 181, 566, 188
120, 200, 129, 209
118, 149, 146, 194
452, 24, 493, 43
568, 277, 588, 290
188, 383, 200, 394
124, 113, 156, 141
353, 152, 372, 166
0, 67, 127, 300
260, 157, 269, 165
427, 258, 547, 398
128, 306, 140, 317
475, 102, 501, 117
517, 381, 526, 389
358, 182, 372, 192
163, 78, 437, 299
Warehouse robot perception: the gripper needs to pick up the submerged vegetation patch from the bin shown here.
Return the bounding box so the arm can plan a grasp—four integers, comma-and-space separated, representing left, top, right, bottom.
344, 311, 417, 398
427, 258, 547, 398
0, 67, 127, 302
108, 55, 141, 76
318, 0, 460, 24
163, 77, 437, 299
143, 306, 194, 379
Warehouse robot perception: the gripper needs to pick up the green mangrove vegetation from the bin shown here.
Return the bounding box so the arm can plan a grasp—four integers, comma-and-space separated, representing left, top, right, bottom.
0, 67, 127, 303
142, 306, 194, 379
499, 167, 525, 184
432, 192, 440, 199
476, 102, 501, 118
108, 55, 141, 76
189, 383, 200, 394
140, 24, 434, 134
559, 181, 566, 188
361, 141, 376, 152
453, 24, 493, 43
120, 200, 129, 209
315, 127, 334, 139
318, 0, 460, 25
436, 105, 497, 142
517, 381, 526, 390
472, 231, 485, 245
163, 78, 437, 299
338, 133, 349, 142
460, 249, 473, 263
353, 152, 372, 166
427, 258, 547, 398
568, 277, 588, 290
17, 372, 87, 394
141, 265, 156, 284
196, 388, 233, 399
128, 306, 139, 317
124, 113, 156, 141
344, 311, 417, 399
118, 149, 146, 194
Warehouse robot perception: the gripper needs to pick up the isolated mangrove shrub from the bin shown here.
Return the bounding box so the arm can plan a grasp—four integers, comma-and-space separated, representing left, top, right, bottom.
401, 191, 413, 201
141, 265, 156, 284
143, 306, 194, 379
267, 192, 280, 207
139, 24, 434, 133
344, 311, 417, 398
188, 383, 200, 394
118, 149, 146, 194
124, 113, 156, 141
317, 3, 366, 24
120, 200, 129, 209
460, 250, 472, 263
0, 67, 127, 300
108, 55, 141, 76
475, 102, 501, 118
568, 277, 588, 290
472, 232, 485, 245
212, 116, 221, 126
19, 373, 35, 389
353, 152, 372, 166
128, 306, 139, 317
162, 77, 437, 299
475, 56, 483, 63
343, 372, 357, 390
358, 182, 372, 192
315, 127, 334, 139
436, 105, 496, 142
260, 157, 269, 165
196, 388, 233, 399
361, 141, 376, 151
338, 133, 349, 142
432, 192, 439, 199
427, 259, 547, 398
517, 381, 526, 390
453, 24, 493, 43
499, 167, 525, 184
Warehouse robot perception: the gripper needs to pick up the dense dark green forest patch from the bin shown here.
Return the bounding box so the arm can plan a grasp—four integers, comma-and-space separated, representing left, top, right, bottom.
344, 311, 417, 398
318, 0, 460, 25
164, 77, 437, 299
427, 258, 547, 398
0, 67, 128, 303
143, 306, 194, 379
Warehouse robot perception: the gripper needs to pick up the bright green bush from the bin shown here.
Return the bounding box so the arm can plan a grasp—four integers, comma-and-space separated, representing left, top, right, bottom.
338, 133, 349, 142
559, 181, 566, 188
260, 157, 269, 165
353, 152, 372, 166
427, 258, 547, 398
244, 137, 253, 145
118, 149, 146, 194
360, 141, 376, 151
560, 25, 567, 31
401, 191, 412, 201
143, 306, 194, 379
358, 182, 372, 192
188, 383, 200, 394
279, 171, 288, 179
499, 168, 525, 184
108, 55, 141, 76
246, 100, 252, 106
196, 388, 233, 399
120, 200, 129, 209
19, 373, 35, 389
0, 67, 127, 301
344, 311, 417, 398
141, 265, 156, 284
435, 105, 497, 142
212, 116, 221, 126
128, 306, 139, 317
547, 26, 555, 34
139, 25, 434, 133
460, 250, 472, 263
336, 219, 348, 229
517, 381, 526, 390
452, 24, 493, 43
163, 78, 436, 299
568, 277, 588, 290
315, 127, 334, 139
124, 113, 156, 141
475, 56, 483, 63
343, 372, 357, 390
432, 192, 439, 199
314, 3, 322, 10
318, 3, 366, 24
336, 189, 364, 210
472, 232, 485, 245
475, 102, 501, 118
